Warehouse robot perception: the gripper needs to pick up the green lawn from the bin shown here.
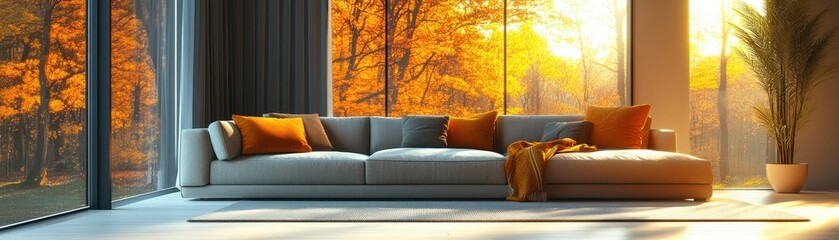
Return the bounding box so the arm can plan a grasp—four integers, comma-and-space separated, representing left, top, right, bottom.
0, 171, 161, 227
0, 179, 86, 227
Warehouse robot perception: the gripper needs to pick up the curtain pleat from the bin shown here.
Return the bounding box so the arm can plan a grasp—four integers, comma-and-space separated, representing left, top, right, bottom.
193, 0, 329, 128
177, 0, 196, 186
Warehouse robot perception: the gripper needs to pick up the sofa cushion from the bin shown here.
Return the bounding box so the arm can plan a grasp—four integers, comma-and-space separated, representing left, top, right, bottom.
545, 149, 712, 184
540, 120, 593, 144
495, 115, 583, 153
370, 117, 402, 153
401, 115, 450, 148
264, 113, 333, 151
208, 120, 242, 160
366, 148, 506, 184
210, 152, 367, 185
320, 117, 371, 155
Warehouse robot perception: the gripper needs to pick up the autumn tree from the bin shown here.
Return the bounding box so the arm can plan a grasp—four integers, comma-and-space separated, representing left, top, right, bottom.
0, 0, 85, 186
613, 0, 627, 105
505, 0, 626, 114
332, 0, 629, 116
0, 0, 165, 194
110, 0, 163, 194
383, 0, 506, 116
132, 0, 168, 187
717, 0, 731, 181
332, 0, 387, 116
6, 0, 86, 186
689, 0, 770, 187
506, 22, 579, 114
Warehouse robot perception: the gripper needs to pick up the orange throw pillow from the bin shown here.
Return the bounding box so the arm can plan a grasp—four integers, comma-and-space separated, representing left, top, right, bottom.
232, 115, 312, 155
447, 111, 498, 151
584, 105, 651, 149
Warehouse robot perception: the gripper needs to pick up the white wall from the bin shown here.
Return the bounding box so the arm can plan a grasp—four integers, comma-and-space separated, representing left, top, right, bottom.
632, 0, 691, 154
796, 0, 839, 190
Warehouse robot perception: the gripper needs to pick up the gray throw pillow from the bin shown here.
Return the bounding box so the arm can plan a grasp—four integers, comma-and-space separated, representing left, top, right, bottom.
401, 115, 450, 148
540, 121, 593, 144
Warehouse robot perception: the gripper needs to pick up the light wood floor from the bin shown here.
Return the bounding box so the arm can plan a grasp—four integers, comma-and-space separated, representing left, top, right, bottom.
1, 190, 838, 239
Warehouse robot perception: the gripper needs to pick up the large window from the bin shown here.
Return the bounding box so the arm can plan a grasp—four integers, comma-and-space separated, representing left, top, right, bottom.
0, 0, 87, 226
331, 0, 386, 116
332, 0, 629, 116
690, 0, 769, 188
111, 0, 175, 200
508, 0, 629, 114
0, 0, 183, 228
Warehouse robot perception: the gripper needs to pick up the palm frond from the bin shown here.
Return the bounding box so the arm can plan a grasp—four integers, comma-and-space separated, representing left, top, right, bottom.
734, 0, 836, 164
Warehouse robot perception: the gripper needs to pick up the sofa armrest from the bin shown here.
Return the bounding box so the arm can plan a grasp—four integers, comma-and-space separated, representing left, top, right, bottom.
178, 128, 215, 187
648, 129, 677, 152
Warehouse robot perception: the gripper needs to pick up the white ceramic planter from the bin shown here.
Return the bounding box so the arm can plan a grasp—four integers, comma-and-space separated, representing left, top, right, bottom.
766, 163, 808, 193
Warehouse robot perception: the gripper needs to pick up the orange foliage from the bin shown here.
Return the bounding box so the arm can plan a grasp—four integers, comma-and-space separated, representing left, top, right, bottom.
109, 0, 163, 199
331, 0, 629, 117
0, 0, 86, 117
0, 0, 162, 192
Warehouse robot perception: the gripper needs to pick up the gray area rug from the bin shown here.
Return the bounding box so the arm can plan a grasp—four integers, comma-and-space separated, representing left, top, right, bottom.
189, 198, 807, 222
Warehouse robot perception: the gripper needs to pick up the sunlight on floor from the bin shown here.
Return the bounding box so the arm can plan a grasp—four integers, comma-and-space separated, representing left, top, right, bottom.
765, 200, 839, 238
2, 190, 838, 239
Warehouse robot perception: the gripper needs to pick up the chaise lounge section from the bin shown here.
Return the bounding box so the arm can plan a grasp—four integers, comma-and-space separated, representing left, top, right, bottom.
177, 115, 712, 200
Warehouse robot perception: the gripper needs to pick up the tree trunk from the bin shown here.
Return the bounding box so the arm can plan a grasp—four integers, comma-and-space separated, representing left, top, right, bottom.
524, 64, 542, 114
614, 0, 627, 105
717, 1, 730, 182
49, 113, 63, 167
572, 4, 591, 107
135, 0, 161, 69
1, 121, 7, 180
24, 0, 56, 187
16, 117, 27, 177
386, 0, 422, 114
77, 110, 87, 172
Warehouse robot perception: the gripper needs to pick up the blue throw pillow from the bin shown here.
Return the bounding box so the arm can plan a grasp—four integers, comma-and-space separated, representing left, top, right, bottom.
540, 121, 593, 144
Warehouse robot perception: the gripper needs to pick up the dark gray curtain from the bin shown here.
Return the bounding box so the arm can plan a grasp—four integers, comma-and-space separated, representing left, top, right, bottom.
193, 0, 329, 128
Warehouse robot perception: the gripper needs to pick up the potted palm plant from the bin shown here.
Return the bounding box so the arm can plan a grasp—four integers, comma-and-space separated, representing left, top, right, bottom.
732, 0, 836, 193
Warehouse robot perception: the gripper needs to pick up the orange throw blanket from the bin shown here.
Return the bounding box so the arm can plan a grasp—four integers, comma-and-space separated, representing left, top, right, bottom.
505, 138, 596, 202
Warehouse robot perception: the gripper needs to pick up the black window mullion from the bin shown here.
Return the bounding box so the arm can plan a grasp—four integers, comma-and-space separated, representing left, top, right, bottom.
86, 0, 112, 210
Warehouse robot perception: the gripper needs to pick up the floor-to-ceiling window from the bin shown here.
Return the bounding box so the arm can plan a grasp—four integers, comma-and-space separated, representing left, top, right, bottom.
0, 0, 183, 228
689, 0, 769, 188
0, 0, 87, 226
331, 0, 386, 116
110, 0, 176, 201
332, 0, 629, 116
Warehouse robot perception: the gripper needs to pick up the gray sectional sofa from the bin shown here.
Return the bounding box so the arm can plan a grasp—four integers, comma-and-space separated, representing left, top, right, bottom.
177, 115, 713, 200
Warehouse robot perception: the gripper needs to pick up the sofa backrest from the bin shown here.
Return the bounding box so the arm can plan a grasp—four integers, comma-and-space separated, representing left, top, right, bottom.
206, 114, 657, 158
495, 115, 583, 153
320, 117, 371, 155
366, 115, 587, 154
207, 117, 372, 160
369, 117, 402, 154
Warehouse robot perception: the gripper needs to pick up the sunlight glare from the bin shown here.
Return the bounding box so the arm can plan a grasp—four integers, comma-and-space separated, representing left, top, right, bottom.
530, 0, 625, 60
